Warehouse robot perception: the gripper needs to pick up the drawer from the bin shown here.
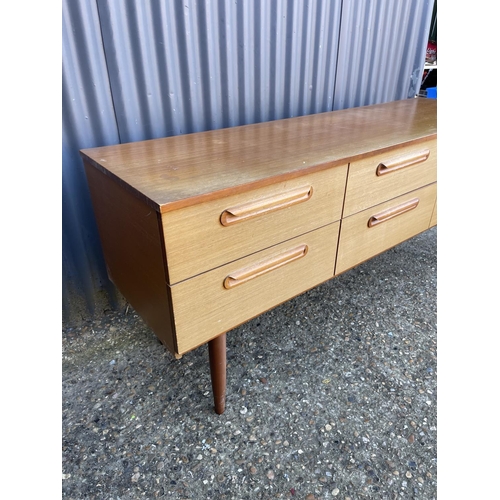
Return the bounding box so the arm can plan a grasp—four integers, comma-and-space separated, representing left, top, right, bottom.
335, 183, 437, 275
161, 166, 347, 284
430, 198, 437, 227
343, 139, 436, 217
171, 222, 340, 353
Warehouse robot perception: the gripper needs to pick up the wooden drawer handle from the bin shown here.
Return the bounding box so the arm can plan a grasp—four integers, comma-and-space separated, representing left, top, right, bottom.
223, 244, 308, 289
367, 198, 419, 228
376, 149, 430, 176
220, 186, 313, 226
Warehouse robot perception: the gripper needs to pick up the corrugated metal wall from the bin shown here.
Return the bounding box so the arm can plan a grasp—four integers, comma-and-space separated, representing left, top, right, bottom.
96, 0, 344, 143
62, 0, 434, 324
334, 0, 433, 109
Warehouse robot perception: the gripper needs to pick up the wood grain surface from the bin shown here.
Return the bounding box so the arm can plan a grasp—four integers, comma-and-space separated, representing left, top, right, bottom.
430, 198, 437, 227
170, 223, 340, 354
83, 162, 177, 354
343, 139, 437, 217
161, 166, 347, 284
81, 98, 437, 360
80, 99, 436, 213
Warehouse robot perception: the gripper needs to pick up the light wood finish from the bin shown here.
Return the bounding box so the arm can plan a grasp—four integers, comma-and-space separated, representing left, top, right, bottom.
80, 98, 437, 414
343, 139, 437, 217
430, 198, 437, 227
223, 244, 308, 289
83, 162, 176, 353
80, 99, 436, 213
220, 185, 313, 226
161, 167, 346, 284
367, 198, 420, 228
170, 223, 339, 354
375, 149, 430, 176
336, 183, 437, 275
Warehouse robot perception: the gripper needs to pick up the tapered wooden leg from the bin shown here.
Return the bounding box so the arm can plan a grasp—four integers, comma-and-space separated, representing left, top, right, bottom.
208, 333, 227, 415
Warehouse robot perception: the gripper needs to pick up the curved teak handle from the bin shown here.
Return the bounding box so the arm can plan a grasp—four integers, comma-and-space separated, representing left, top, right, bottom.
220, 185, 313, 226
367, 198, 419, 228
376, 149, 430, 176
223, 244, 308, 289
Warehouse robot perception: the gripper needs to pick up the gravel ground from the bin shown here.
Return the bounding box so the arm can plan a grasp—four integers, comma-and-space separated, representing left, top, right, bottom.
62, 227, 437, 500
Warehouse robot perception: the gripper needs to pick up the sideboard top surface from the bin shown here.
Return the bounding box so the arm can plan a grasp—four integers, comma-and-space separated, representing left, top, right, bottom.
80, 98, 436, 213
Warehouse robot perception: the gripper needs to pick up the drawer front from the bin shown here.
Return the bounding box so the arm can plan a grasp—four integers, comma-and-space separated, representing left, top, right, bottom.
171, 223, 339, 354
430, 199, 437, 227
343, 139, 436, 217
336, 183, 437, 275
162, 166, 347, 284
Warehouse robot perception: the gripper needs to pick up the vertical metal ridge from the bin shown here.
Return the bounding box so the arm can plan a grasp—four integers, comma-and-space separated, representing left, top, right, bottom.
62, 0, 121, 322
333, 0, 433, 110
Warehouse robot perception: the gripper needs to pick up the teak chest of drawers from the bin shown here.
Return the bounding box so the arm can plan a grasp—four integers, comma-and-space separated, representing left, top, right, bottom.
80, 98, 437, 414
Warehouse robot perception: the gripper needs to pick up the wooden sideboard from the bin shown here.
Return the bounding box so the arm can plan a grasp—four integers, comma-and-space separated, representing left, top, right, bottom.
80, 98, 437, 415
